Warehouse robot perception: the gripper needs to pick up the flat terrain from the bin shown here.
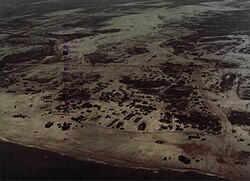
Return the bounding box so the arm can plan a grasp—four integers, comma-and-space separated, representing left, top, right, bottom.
0, 0, 250, 180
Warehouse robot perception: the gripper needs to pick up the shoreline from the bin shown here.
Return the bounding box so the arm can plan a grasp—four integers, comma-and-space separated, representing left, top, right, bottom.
0, 138, 228, 180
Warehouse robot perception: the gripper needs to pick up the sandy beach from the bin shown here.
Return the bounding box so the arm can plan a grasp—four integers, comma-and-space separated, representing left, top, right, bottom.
0, 140, 227, 180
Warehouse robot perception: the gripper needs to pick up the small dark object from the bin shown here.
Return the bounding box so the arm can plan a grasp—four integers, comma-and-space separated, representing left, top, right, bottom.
45, 121, 53, 128
12, 114, 28, 119
105, 115, 111, 119
71, 115, 86, 123
175, 127, 184, 131
63, 50, 68, 56
106, 119, 119, 127
178, 155, 191, 164
123, 113, 136, 120
125, 47, 149, 55
188, 135, 200, 140
61, 122, 71, 131
116, 122, 124, 129
155, 140, 164, 144
138, 122, 146, 131
90, 115, 102, 122
134, 117, 142, 123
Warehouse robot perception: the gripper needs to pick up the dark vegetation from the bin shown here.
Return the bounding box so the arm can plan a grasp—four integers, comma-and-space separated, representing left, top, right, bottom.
219, 73, 237, 92
125, 47, 149, 55
57, 88, 91, 102
2, 41, 56, 64
237, 77, 250, 100
84, 52, 115, 64
228, 111, 250, 126
175, 112, 222, 134
120, 76, 167, 94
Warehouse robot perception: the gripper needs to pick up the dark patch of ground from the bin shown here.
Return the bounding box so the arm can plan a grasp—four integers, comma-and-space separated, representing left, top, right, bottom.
120, 76, 167, 95
228, 111, 250, 126
219, 73, 237, 92
237, 77, 250, 100
2, 40, 57, 64
84, 52, 115, 64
